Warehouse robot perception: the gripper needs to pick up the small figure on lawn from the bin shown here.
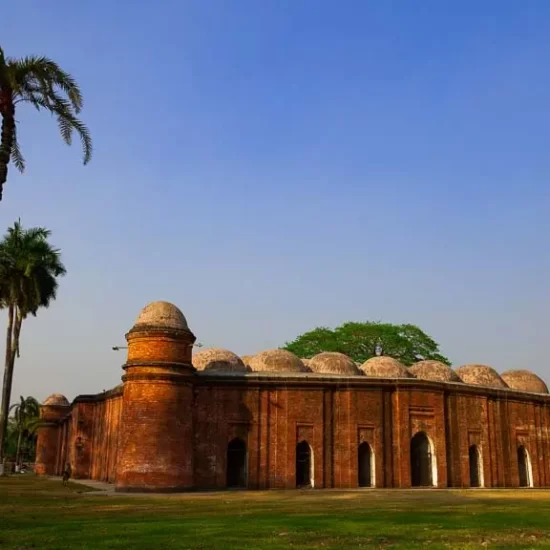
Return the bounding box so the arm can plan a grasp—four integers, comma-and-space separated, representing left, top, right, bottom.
62, 463, 72, 486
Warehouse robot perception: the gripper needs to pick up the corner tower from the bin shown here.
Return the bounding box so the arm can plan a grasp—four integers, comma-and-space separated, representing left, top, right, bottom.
115, 301, 196, 492
35, 394, 70, 475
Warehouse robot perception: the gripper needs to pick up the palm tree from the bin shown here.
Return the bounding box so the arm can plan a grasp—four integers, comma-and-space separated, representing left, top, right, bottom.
0, 46, 92, 201
9, 395, 40, 469
0, 221, 65, 467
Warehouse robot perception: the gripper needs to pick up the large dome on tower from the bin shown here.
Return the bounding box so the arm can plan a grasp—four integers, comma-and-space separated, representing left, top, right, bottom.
43, 394, 69, 406
133, 301, 188, 330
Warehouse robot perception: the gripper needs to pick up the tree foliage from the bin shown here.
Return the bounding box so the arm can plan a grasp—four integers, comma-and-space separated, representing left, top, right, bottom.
0, 221, 65, 463
7, 395, 40, 465
0, 45, 92, 201
284, 321, 450, 366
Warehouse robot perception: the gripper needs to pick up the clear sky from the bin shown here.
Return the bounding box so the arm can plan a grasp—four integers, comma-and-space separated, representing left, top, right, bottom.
2, 1, 550, 402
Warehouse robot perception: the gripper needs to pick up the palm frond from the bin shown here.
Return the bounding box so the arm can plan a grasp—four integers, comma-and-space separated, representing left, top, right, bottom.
9, 56, 83, 111
54, 108, 92, 164
4, 51, 92, 171
10, 127, 25, 173
0, 220, 65, 321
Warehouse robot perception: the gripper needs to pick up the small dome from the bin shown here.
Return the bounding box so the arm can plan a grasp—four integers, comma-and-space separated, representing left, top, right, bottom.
309, 352, 360, 375
249, 349, 306, 373
43, 393, 69, 406
192, 348, 247, 373
501, 370, 548, 394
408, 360, 462, 383
360, 356, 412, 378
134, 301, 188, 330
454, 364, 508, 389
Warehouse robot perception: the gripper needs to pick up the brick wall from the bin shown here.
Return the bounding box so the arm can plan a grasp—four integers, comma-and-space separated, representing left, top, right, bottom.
40, 376, 550, 491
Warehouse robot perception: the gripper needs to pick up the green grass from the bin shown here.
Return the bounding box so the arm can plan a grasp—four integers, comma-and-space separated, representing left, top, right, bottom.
2, 476, 550, 549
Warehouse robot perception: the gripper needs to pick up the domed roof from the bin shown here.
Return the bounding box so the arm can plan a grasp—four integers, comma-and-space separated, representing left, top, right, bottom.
43, 393, 69, 406
454, 364, 508, 389
192, 348, 247, 373
501, 370, 549, 394
249, 349, 306, 373
408, 360, 462, 383
134, 301, 188, 330
308, 352, 360, 375
360, 356, 413, 378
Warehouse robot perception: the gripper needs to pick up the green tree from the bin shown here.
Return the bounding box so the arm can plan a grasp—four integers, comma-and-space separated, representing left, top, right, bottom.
4, 416, 19, 458
9, 395, 40, 468
284, 321, 450, 366
0, 221, 65, 466
0, 46, 92, 201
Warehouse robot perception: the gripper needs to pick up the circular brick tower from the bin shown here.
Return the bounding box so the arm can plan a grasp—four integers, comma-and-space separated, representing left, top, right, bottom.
35, 393, 70, 475
115, 301, 196, 492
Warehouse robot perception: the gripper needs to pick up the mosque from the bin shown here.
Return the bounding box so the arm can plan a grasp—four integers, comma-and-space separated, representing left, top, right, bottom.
36, 301, 550, 491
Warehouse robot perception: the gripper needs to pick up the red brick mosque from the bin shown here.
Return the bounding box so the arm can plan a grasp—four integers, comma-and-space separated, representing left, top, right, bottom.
36, 301, 550, 491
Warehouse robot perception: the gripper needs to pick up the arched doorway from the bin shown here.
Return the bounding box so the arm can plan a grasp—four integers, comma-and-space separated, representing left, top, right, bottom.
226, 438, 247, 488
468, 445, 482, 488
296, 440, 313, 488
358, 442, 374, 487
518, 446, 533, 488
410, 432, 435, 487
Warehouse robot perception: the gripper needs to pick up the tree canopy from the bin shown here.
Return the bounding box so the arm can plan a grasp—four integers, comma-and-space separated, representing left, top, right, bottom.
7, 395, 40, 466
283, 321, 450, 366
0, 220, 65, 464
0, 46, 92, 201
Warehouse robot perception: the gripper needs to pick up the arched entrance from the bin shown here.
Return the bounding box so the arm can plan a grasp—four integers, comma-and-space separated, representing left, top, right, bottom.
518, 446, 533, 488
296, 440, 313, 488
468, 445, 482, 488
358, 442, 374, 487
226, 438, 247, 488
410, 432, 435, 487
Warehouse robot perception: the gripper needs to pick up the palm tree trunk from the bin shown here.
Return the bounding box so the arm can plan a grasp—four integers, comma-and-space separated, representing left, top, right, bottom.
0, 304, 14, 465
15, 426, 22, 469
13, 308, 22, 359
0, 91, 15, 202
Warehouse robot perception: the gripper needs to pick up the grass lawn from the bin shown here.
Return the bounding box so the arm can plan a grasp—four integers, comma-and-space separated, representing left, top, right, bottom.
2, 476, 550, 549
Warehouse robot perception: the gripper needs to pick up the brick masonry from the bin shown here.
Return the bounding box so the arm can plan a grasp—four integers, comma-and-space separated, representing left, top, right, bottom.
35, 310, 550, 491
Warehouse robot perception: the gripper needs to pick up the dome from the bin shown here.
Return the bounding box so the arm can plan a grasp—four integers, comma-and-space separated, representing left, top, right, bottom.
454, 364, 508, 389
360, 356, 412, 378
408, 360, 462, 383
43, 393, 69, 406
133, 301, 188, 330
501, 370, 549, 394
308, 352, 360, 375
192, 348, 247, 373
249, 349, 306, 373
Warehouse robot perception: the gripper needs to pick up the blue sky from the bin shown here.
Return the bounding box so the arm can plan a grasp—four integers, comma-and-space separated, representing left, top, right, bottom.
3, 1, 550, 401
